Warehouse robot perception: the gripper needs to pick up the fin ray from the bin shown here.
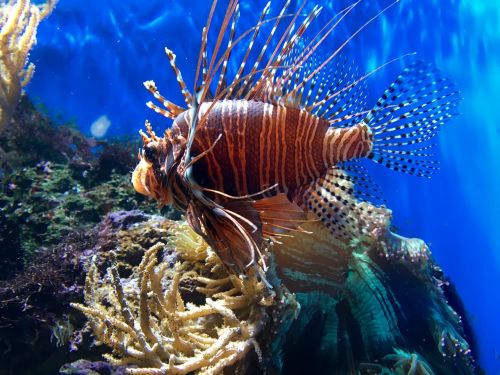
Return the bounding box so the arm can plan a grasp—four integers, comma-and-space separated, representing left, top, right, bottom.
253, 194, 309, 237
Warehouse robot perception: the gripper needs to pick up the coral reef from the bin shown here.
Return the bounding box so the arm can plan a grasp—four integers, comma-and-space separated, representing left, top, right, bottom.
59, 359, 128, 375
0, 0, 57, 131
70, 204, 479, 375
71, 222, 293, 374
0, 211, 172, 374
383, 349, 435, 375
272, 213, 478, 374
0, 95, 479, 375
0, 161, 158, 277
0, 97, 93, 170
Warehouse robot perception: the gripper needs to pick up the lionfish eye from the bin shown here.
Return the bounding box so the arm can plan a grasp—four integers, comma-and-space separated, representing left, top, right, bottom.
144, 143, 158, 162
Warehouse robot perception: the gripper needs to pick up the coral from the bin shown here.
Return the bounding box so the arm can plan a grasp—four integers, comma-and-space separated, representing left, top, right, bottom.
271, 200, 478, 374
0, 211, 172, 374
383, 349, 435, 375
0, 95, 172, 278
71, 222, 286, 375
0, 95, 148, 174
0, 97, 94, 170
67, 197, 478, 375
0, 228, 94, 373
277, 291, 339, 373
0, 161, 158, 276
50, 314, 75, 348
89, 139, 140, 184
59, 359, 128, 375
0, 97, 175, 276
0, 0, 57, 131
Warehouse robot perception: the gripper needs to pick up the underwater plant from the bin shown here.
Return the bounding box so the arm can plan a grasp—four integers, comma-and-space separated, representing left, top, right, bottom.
0, 96, 163, 276
269, 199, 476, 374
0, 160, 159, 275
0, 0, 57, 131
0, 210, 175, 373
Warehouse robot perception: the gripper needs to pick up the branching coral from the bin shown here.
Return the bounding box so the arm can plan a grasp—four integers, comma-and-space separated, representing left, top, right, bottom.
72, 222, 277, 374
0, 0, 57, 130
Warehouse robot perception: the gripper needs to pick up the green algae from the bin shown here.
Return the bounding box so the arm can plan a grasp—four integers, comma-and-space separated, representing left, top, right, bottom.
0, 163, 159, 276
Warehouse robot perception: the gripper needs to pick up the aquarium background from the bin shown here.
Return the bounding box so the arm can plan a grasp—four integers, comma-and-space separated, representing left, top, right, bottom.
26, 0, 500, 373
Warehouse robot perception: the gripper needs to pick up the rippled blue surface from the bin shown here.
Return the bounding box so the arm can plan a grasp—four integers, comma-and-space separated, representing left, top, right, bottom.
28, 0, 500, 372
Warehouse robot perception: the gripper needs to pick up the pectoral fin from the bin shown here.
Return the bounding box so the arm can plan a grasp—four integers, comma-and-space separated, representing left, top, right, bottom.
186, 199, 264, 274
253, 194, 312, 238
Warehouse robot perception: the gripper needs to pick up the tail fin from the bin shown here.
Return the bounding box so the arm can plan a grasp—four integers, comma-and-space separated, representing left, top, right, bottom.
364, 61, 461, 177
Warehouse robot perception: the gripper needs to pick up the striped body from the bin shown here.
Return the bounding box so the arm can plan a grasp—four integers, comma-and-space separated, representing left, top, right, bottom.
173, 100, 373, 198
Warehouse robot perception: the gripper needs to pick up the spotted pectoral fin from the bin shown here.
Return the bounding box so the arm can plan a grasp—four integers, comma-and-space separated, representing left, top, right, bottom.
293, 165, 392, 243
335, 160, 386, 205
252, 194, 312, 238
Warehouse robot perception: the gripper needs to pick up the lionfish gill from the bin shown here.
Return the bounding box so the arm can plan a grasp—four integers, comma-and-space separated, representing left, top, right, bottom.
132, 0, 460, 275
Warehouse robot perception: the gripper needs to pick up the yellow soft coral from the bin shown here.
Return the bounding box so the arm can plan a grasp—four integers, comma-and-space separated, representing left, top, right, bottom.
0, 0, 57, 130
72, 223, 276, 374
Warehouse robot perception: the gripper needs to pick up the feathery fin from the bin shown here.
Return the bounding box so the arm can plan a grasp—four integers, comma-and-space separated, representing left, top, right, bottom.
253, 194, 310, 237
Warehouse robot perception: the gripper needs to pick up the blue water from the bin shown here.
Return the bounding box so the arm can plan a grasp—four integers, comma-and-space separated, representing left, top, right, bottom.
28, 0, 500, 372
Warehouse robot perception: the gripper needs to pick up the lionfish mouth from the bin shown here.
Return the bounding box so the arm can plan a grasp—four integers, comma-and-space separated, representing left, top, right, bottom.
131, 158, 152, 197
132, 157, 174, 207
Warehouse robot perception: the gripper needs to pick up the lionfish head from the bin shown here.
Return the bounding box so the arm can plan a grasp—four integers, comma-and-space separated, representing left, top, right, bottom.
132, 122, 185, 207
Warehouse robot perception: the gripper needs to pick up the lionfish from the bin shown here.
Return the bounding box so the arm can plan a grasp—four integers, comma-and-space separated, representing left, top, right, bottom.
132, 0, 459, 275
